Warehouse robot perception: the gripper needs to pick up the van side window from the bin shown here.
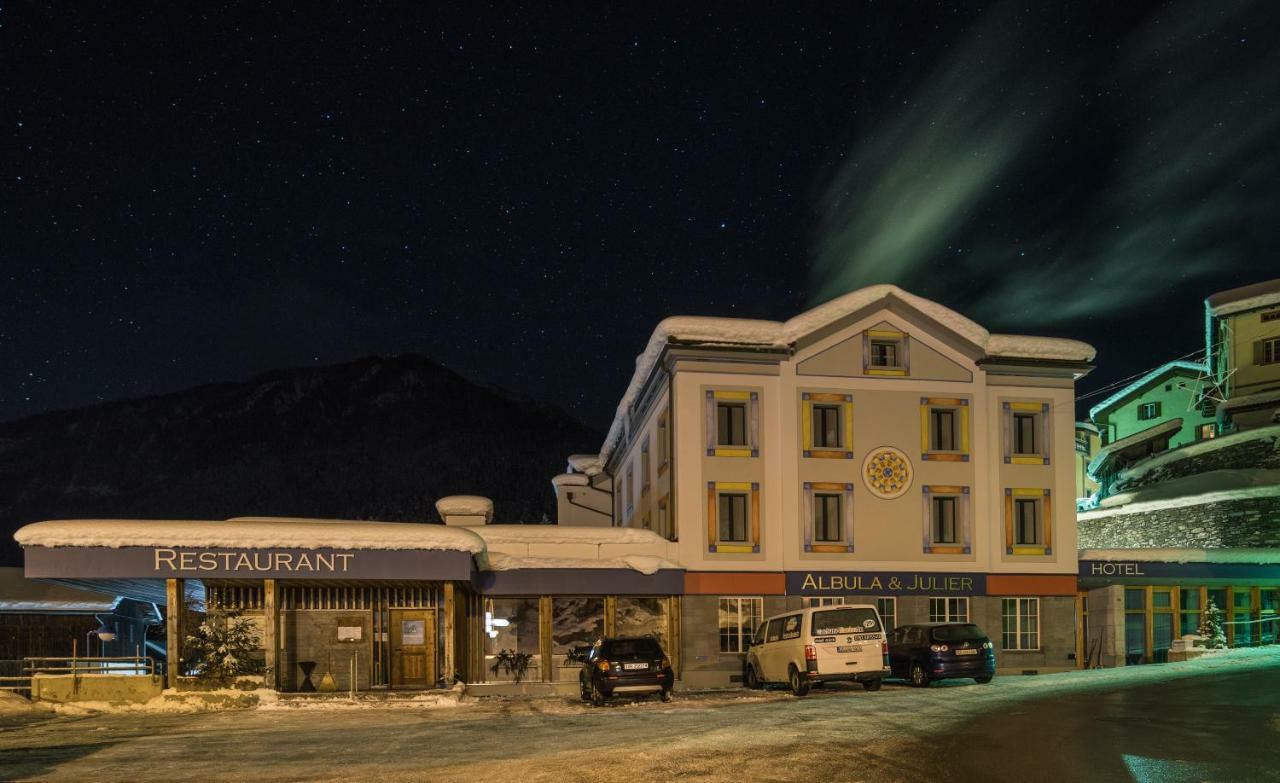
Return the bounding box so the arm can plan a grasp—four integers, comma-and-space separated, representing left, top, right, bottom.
752, 622, 766, 646
765, 618, 783, 643
781, 615, 802, 641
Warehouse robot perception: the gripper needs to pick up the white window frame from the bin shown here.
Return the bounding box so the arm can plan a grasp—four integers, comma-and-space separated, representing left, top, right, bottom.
928, 597, 969, 623
1001, 597, 1040, 651
718, 597, 763, 654
876, 597, 897, 631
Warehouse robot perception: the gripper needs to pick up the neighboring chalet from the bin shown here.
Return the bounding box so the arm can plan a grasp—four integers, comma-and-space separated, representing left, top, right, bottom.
0, 568, 160, 661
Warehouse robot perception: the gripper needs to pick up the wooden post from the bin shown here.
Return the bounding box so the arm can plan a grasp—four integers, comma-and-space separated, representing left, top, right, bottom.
443, 583, 456, 686
539, 595, 553, 683
165, 578, 185, 689
604, 595, 618, 637
263, 579, 279, 690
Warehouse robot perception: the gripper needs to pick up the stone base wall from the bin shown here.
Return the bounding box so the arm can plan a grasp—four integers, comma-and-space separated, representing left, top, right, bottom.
1079, 496, 1280, 549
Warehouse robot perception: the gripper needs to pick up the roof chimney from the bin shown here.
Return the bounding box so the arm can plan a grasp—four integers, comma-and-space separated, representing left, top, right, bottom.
435, 495, 494, 526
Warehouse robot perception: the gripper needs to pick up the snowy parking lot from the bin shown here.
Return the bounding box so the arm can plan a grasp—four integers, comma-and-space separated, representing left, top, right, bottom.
1, 647, 1278, 783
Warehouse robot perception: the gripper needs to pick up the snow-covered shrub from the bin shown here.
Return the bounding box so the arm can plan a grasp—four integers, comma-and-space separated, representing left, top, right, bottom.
186, 606, 264, 683
1199, 600, 1227, 649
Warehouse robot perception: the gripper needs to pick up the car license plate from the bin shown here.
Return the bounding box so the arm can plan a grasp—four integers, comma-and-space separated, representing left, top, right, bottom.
836, 645, 863, 653
623, 662, 648, 670
955, 648, 977, 656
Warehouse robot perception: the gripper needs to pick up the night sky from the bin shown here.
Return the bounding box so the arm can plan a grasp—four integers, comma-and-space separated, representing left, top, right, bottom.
4, 2, 1279, 430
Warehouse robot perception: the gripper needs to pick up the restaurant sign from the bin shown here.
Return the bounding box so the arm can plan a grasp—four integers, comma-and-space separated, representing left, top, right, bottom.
787, 571, 986, 596
23, 545, 474, 581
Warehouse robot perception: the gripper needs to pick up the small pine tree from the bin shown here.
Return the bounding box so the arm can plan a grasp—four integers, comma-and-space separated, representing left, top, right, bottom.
186, 606, 264, 683
1199, 599, 1227, 649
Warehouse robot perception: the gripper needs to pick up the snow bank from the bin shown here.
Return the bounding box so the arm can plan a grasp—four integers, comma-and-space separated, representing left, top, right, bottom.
483, 552, 678, 574
0, 599, 117, 612
434, 496, 494, 519
1078, 484, 1280, 521
14, 519, 487, 553
1099, 469, 1280, 509
469, 525, 670, 546
1080, 548, 1280, 564
595, 285, 1096, 465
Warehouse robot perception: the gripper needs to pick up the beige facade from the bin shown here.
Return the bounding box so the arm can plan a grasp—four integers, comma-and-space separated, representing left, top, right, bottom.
1206, 278, 1280, 430
560, 286, 1096, 683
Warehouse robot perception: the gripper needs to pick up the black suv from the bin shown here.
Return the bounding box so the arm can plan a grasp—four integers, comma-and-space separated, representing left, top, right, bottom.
577, 636, 674, 706
888, 623, 996, 687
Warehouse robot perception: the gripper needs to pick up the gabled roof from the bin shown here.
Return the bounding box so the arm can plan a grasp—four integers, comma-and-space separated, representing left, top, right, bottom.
1087, 418, 1183, 476
1206, 277, 1280, 317
1087, 360, 1206, 420
597, 284, 1096, 466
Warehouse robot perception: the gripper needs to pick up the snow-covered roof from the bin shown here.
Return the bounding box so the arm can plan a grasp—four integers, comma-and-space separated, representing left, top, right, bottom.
1087, 418, 1184, 475
1221, 388, 1280, 412
1080, 548, 1280, 565
566, 454, 602, 476
466, 524, 670, 547
551, 472, 589, 488
433, 496, 494, 521
0, 568, 120, 613
597, 284, 1096, 465
1087, 360, 1206, 420
14, 519, 488, 553
1115, 423, 1280, 484
1098, 469, 1280, 509
1206, 277, 1280, 317
482, 552, 678, 575
1077, 483, 1280, 522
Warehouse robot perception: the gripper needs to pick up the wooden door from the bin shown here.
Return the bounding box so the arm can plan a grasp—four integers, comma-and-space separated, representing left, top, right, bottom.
390, 610, 435, 688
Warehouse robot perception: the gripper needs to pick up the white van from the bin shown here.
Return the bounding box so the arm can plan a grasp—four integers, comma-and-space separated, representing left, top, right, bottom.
744, 604, 889, 696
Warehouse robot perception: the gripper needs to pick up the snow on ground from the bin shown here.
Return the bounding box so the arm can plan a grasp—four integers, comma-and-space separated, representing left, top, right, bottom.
0, 648, 1276, 782
1077, 482, 1280, 520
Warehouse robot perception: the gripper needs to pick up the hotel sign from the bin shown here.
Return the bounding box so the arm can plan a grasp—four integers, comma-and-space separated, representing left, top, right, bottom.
24, 545, 475, 581
787, 571, 986, 596
1079, 560, 1280, 582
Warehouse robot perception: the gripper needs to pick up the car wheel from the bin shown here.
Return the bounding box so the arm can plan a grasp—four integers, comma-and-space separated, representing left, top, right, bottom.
975, 675, 993, 684
862, 678, 882, 692
590, 682, 606, 707
910, 662, 929, 688
744, 665, 762, 690
580, 677, 591, 702
789, 666, 811, 697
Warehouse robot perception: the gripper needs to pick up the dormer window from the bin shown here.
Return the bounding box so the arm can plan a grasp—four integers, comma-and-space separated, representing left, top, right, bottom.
862, 329, 909, 377
870, 340, 899, 368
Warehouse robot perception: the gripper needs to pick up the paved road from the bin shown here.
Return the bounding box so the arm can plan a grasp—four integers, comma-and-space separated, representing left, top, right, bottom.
899, 667, 1280, 783
0, 660, 1277, 782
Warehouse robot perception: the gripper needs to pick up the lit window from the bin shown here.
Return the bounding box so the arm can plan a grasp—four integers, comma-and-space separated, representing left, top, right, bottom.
1002, 597, 1040, 650
876, 597, 896, 631
929, 597, 968, 623
718, 597, 763, 654
1198, 423, 1217, 440
870, 340, 899, 368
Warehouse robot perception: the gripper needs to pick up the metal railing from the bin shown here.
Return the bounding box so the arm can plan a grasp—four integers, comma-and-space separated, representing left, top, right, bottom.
0, 656, 158, 697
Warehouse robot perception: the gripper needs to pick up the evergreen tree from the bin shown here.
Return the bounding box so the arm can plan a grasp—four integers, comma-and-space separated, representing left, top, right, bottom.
1199, 599, 1227, 649
186, 606, 264, 683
